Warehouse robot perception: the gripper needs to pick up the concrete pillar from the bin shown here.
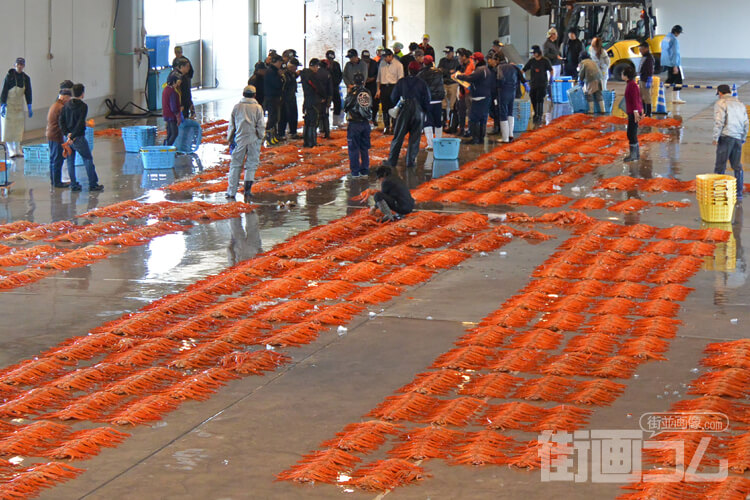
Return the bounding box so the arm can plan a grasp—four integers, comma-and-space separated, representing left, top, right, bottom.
113, 0, 145, 107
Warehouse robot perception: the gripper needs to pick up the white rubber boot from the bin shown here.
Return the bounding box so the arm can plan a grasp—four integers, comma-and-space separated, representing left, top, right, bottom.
672, 90, 685, 104
435, 127, 443, 139
424, 127, 434, 149
498, 121, 509, 143
507, 116, 515, 141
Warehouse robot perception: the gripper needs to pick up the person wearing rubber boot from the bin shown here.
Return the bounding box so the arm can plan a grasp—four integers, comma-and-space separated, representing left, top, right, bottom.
438, 46, 460, 132
278, 58, 300, 140
524, 46, 552, 126
456, 52, 492, 145
713, 84, 749, 202
638, 42, 655, 117
1, 57, 33, 158
661, 25, 685, 104
371, 166, 414, 223
623, 66, 643, 162
263, 54, 284, 145
46, 81, 74, 188
578, 52, 605, 114
492, 51, 526, 143
417, 55, 445, 150
382, 61, 430, 169
344, 73, 372, 179
300, 59, 323, 148
326, 50, 344, 128
226, 85, 265, 202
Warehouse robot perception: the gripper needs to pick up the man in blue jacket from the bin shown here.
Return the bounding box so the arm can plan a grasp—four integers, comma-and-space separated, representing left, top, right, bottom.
660, 25, 685, 104
456, 52, 493, 145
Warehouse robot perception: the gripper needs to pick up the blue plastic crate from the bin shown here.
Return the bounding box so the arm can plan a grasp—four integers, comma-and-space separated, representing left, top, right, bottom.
122, 126, 157, 153
145, 35, 170, 69
551, 76, 573, 103
567, 86, 588, 113
513, 100, 531, 133
174, 119, 203, 153
22, 127, 93, 166
433, 138, 461, 160
141, 169, 175, 190
22, 144, 50, 162
596, 90, 615, 114
568, 87, 615, 114
140, 146, 176, 170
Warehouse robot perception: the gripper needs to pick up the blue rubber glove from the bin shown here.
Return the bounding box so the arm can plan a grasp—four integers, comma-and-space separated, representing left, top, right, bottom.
524, 82, 530, 94
0, 104, 5, 117
645, 77, 652, 89
27, 104, 33, 118
229, 141, 236, 154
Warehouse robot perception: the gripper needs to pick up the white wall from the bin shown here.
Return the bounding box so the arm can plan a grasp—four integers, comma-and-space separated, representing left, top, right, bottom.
0, 0, 117, 129
213, 0, 249, 88
387, 0, 426, 51
653, 0, 750, 69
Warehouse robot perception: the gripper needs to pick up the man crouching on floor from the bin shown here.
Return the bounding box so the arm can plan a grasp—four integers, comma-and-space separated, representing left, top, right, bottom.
370, 166, 415, 222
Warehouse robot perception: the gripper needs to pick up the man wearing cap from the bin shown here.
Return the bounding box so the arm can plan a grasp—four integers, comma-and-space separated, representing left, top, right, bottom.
489, 40, 504, 57
300, 59, 323, 148
343, 49, 368, 91
376, 48, 404, 134
418, 55, 445, 149
713, 84, 749, 201
661, 25, 685, 104
523, 45, 553, 125
263, 54, 284, 145
456, 52, 492, 145
438, 46, 460, 132
383, 61, 430, 168
400, 43, 419, 71
161, 72, 182, 146
419, 34, 435, 59
344, 73, 373, 178
1, 57, 33, 157
543, 28, 563, 81
362, 50, 380, 126
248, 62, 267, 107
46, 81, 74, 188
454, 49, 475, 137
278, 58, 300, 139
226, 85, 265, 202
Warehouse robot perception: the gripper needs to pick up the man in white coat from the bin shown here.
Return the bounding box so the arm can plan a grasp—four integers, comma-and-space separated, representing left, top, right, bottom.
226, 85, 265, 202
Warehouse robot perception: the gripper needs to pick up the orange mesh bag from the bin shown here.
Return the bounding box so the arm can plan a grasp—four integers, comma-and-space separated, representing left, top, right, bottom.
378, 267, 435, 286
567, 379, 626, 406
490, 348, 547, 372
163, 368, 238, 401
41, 427, 130, 460
456, 325, 515, 347
618, 336, 669, 361
259, 322, 326, 348
526, 405, 592, 431
512, 376, 579, 402
220, 350, 291, 375
430, 346, 495, 371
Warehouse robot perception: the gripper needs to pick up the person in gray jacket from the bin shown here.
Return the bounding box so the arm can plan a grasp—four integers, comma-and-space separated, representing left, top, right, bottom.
226, 85, 265, 202
713, 84, 750, 201
343, 49, 369, 92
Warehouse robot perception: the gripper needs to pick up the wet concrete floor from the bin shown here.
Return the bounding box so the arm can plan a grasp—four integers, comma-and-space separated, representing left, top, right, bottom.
0, 78, 749, 499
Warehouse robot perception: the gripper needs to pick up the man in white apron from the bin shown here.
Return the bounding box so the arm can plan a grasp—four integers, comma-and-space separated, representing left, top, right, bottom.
1, 58, 33, 158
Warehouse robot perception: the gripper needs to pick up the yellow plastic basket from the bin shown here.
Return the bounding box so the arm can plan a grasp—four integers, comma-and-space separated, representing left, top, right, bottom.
696, 174, 736, 222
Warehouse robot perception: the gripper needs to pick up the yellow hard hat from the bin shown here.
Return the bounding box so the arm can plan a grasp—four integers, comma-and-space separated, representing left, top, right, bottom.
422, 34, 430, 40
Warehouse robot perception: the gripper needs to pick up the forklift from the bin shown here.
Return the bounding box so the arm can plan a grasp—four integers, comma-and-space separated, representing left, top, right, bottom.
513, 0, 664, 80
